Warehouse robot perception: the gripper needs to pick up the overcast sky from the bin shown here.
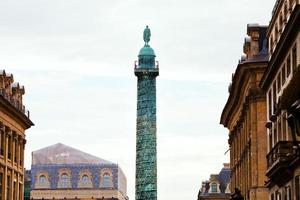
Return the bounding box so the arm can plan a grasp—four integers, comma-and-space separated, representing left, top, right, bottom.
0, 0, 275, 199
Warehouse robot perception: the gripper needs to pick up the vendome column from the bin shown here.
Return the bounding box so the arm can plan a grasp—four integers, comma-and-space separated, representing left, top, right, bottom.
134, 26, 159, 200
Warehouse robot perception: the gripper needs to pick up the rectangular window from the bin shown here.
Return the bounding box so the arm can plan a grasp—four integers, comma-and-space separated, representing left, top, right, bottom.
19, 144, 23, 166
0, 131, 5, 156
277, 192, 282, 200
211, 183, 218, 193
7, 135, 11, 160
282, 64, 286, 85
269, 132, 273, 151
0, 172, 3, 200
288, 187, 292, 200
287, 55, 291, 77
277, 73, 281, 92
273, 84, 277, 115
268, 91, 272, 118
274, 125, 278, 145
13, 181, 17, 200
6, 175, 10, 200
0, 132, 2, 157
278, 118, 282, 141
19, 184, 22, 200
0, 131, 4, 156
271, 194, 275, 200
296, 175, 300, 200
292, 45, 297, 72
282, 113, 287, 140
14, 139, 17, 163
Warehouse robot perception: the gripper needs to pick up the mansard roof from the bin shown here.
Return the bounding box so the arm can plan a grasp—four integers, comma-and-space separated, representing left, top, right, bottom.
32, 143, 114, 165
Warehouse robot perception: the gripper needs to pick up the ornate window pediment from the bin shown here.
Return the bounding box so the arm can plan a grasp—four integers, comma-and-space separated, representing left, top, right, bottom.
35, 171, 50, 189
100, 168, 113, 188
78, 170, 93, 188
57, 169, 71, 188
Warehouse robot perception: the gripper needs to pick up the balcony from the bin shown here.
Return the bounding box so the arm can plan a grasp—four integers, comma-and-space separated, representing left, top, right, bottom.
134, 60, 159, 77
266, 141, 300, 187
0, 88, 30, 118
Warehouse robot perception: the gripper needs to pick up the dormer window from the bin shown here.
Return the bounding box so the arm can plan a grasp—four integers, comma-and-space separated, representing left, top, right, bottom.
39, 175, 46, 186
100, 169, 113, 188
211, 183, 218, 193
78, 170, 93, 188
82, 175, 89, 185
103, 173, 111, 187
35, 172, 50, 189
58, 172, 71, 189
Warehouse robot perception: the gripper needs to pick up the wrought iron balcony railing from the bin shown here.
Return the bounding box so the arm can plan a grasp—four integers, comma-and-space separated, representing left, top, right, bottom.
267, 141, 299, 169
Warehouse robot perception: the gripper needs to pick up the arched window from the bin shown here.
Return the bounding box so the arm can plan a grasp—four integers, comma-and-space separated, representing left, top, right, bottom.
82, 175, 89, 186
103, 173, 111, 187
61, 173, 70, 188
39, 175, 47, 186
35, 172, 50, 189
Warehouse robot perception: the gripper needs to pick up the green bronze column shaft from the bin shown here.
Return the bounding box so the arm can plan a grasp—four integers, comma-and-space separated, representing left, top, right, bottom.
135, 26, 159, 200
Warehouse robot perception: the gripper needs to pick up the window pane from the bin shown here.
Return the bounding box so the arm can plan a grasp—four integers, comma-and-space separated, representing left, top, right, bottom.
0, 172, 2, 200
82, 175, 89, 185
8, 135, 11, 160
61, 173, 69, 188
103, 174, 111, 187
7, 175, 10, 200
268, 91, 272, 118
287, 55, 291, 77
296, 176, 300, 200
277, 73, 281, 92
292, 45, 297, 72
39, 175, 46, 186
282, 64, 286, 85
273, 84, 277, 114
211, 183, 217, 193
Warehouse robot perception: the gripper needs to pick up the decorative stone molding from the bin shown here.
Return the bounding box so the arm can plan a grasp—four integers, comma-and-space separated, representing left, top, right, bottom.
57, 169, 72, 188
35, 171, 51, 189
100, 168, 113, 188
78, 170, 93, 188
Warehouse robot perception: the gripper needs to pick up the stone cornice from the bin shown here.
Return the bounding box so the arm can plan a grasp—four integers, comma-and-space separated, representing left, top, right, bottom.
221, 61, 267, 129
0, 95, 34, 130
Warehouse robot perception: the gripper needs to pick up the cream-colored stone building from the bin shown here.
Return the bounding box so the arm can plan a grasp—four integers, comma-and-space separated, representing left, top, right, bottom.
220, 24, 269, 200
30, 143, 128, 200
0, 70, 33, 200
260, 0, 300, 199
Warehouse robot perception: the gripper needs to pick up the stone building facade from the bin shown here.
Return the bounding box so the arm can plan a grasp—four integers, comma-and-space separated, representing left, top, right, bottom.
220, 24, 269, 200
260, 0, 300, 199
0, 70, 33, 200
30, 143, 128, 200
198, 164, 231, 200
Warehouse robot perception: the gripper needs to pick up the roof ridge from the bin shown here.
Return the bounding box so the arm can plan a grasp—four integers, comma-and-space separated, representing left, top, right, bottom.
32, 143, 114, 165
